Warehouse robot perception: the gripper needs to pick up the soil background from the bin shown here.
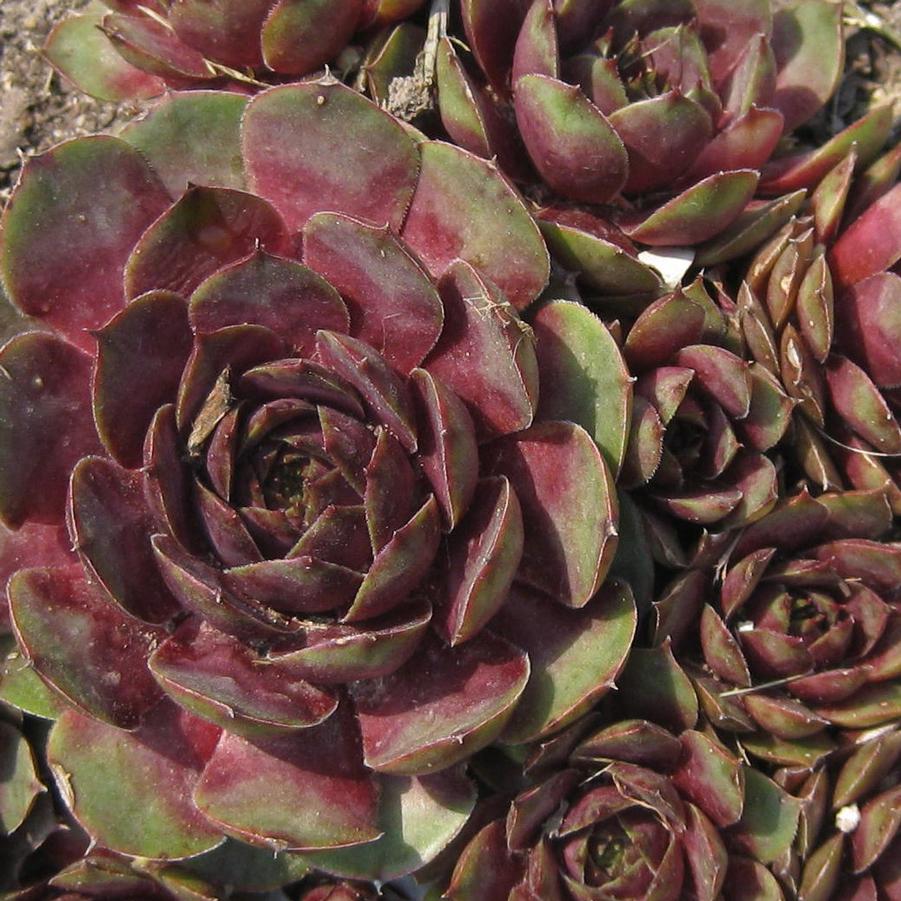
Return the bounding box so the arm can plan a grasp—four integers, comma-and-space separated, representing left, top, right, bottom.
1, 0, 900, 207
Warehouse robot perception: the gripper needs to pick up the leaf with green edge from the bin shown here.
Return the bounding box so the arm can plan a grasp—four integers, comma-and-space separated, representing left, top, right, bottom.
0, 136, 170, 352
673, 731, 745, 829
121, 91, 248, 198
298, 768, 476, 882
0, 634, 67, 720
402, 141, 549, 312
48, 704, 224, 860
483, 420, 617, 607
617, 639, 699, 733
243, 79, 420, 234
532, 300, 632, 476
494, 580, 637, 745
179, 839, 310, 893
728, 767, 801, 864
44, 13, 165, 102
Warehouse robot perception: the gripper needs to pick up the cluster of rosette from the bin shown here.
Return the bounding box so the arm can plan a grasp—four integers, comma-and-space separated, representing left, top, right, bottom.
43, 0, 426, 103
0, 78, 643, 894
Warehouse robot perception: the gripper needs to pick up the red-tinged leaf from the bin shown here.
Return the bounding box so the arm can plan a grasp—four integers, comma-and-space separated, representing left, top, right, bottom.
573, 719, 682, 770
239, 359, 363, 419
495, 581, 636, 744
261, 0, 363, 74
343, 496, 441, 622
304, 213, 443, 375
151, 534, 300, 642
93, 290, 192, 468
437, 476, 522, 646
685, 108, 783, 182
815, 539, 901, 593
815, 681, 901, 729
445, 820, 523, 901
636, 366, 694, 426
761, 105, 892, 195
624, 291, 705, 372
410, 369, 478, 531
167, 0, 271, 68
44, 13, 165, 102
619, 395, 664, 488
845, 143, 901, 222
316, 331, 418, 453
701, 604, 751, 687
460, 0, 532, 94
673, 730, 745, 828
729, 767, 801, 864
722, 855, 785, 901
49, 704, 222, 858
833, 732, 901, 809
721, 548, 776, 620
818, 489, 892, 541
619, 171, 758, 246
851, 785, 901, 873
770, 0, 843, 132
536, 209, 662, 295
0, 136, 170, 351
122, 91, 248, 197
734, 489, 829, 559
608, 91, 713, 194
694, 0, 772, 84
149, 620, 337, 737
195, 703, 379, 852
532, 300, 632, 476
617, 638, 699, 734
244, 80, 419, 234
0, 334, 102, 528
125, 186, 289, 300
825, 355, 901, 453
741, 629, 812, 679
684, 803, 729, 901
483, 420, 617, 607
289, 505, 371, 572
741, 731, 835, 769
514, 75, 628, 204
425, 261, 537, 440
266, 600, 432, 685
10, 566, 164, 729
744, 694, 828, 740
675, 345, 751, 419
837, 272, 901, 390
177, 325, 284, 431
787, 666, 869, 706
511, 0, 559, 82
652, 569, 706, 651
195, 478, 263, 568
363, 428, 415, 552
69, 456, 179, 622
696, 191, 806, 268
720, 452, 779, 530
507, 770, 579, 851
832, 183, 901, 290
653, 486, 743, 526
721, 32, 777, 119
101, 12, 213, 79
740, 364, 793, 452
402, 142, 549, 312
296, 769, 476, 882
353, 631, 529, 775
190, 250, 348, 357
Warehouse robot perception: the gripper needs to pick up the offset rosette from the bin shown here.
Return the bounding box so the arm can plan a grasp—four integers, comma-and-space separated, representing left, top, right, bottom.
739, 147, 901, 517
0, 81, 635, 878
685, 489, 901, 771
435, 0, 887, 274
443, 717, 803, 901
617, 277, 786, 536
44, 0, 425, 102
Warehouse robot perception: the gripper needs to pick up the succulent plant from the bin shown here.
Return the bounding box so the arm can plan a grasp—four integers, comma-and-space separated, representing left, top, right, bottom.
442, 714, 807, 901
44, 0, 427, 103
0, 78, 643, 883
435, 0, 858, 262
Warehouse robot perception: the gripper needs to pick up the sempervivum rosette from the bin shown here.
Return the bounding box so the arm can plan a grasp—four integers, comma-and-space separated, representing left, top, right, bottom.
616, 277, 788, 539
442, 716, 805, 901
434, 0, 883, 284
44, 0, 425, 103
0, 80, 638, 882
738, 146, 901, 516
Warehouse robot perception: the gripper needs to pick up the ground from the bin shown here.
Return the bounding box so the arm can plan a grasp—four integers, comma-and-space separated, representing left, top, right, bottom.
0, 0, 900, 207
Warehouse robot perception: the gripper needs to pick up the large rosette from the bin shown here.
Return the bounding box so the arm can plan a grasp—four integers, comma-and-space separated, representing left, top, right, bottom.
0, 80, 637, 881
